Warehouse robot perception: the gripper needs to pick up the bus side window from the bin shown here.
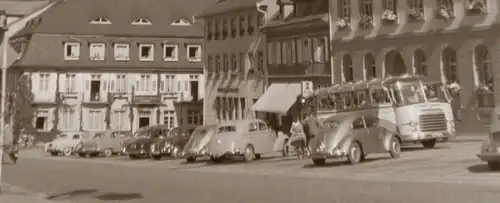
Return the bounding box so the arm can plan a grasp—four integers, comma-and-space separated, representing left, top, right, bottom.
328, 95, 336, 109
352, 92, 359, 107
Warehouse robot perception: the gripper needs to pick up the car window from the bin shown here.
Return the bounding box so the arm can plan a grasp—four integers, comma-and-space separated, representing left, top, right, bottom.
110, 132, 117, 138
352, 118, 365, 129
364, 116, 379, 128
258, 122, 268, 131
218, 126, 236, 133
72, 134, 81, 139
249, 123, 258, 132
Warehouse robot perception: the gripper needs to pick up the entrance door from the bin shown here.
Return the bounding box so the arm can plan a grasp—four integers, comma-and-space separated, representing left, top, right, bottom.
90, 81, 101, 101
190, 81, 198, 101
139, 117, 150, 128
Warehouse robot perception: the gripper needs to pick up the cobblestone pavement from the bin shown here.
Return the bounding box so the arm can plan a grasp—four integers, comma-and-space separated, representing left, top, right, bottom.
2, 137, 499, 203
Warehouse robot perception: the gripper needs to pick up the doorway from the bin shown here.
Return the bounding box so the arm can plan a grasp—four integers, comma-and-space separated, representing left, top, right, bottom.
139, 117, 150, 128
190, 81, 199, 101
90, 81, 100, 101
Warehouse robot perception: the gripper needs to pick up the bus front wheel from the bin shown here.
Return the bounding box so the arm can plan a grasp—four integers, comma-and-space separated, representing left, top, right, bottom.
422, 139, 436, 149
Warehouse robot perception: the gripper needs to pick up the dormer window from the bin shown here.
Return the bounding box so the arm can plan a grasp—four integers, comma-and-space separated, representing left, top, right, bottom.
171, 19, 191, 26
132, 18, 152, 25
90, 17, 111, 24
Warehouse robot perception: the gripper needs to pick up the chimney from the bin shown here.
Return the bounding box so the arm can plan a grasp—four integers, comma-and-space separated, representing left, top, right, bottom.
0, 10, 6, 29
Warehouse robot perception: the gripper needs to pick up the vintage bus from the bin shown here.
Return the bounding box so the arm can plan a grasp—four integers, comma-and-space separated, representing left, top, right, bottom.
308, 75, 456, 149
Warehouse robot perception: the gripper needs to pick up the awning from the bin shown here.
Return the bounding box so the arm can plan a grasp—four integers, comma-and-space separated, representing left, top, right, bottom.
251, 83, 301, 114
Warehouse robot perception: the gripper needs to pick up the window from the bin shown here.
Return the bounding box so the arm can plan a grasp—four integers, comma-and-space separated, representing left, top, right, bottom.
231, 17, 237, 38
218, 125, 236, 133
222, 19, 228, 39
163, 110, 175, 129
249, 122, 258, 132
64, 74, 76, 92
313, 37, 326, 63
408, 0, 424, 21
88, 110, 103, 130
163, 75, 175, 93
163, 44, 178, 61
247, 14, 254, 35
258, 122, 268, 131
364, 53, 376, 79
382, 0, 397, 13
187, 110, 201, 125
414, 49, 427, 76
275, 41, 282, 64
223, 54, 229, 72
476, 46, 492, 87
90, 17, 111, 24
207, 55, 213, 74
338, 0, 351, 20
35, 110, 49, 130
352, 117, 365, 129
112, 110, 126, 130
115, 74, 127, 92
64, 42, 80, 60
215, 55, 221, 74
364, 116, 379, 128
214, 20, 221, 40
139, 75, 152, 92
239, 16, 246, 37
442, 48, 458, 82
139, 44, 154, 61
231, 54, 237, 73
60, 108, 75, 130
114, 44, 129, 61
257, 51, 264, 74
131, 18, 152, 25
343, 54, 354, 82
89, 43, 105, 61
187, 45, 202, 62
360, 0, 373, 16
171, 19, 191, 26
39, 73, 49, 91
298, 38, 312, 63
239, 52, 245, 75
437, 0, 454, 17
206, 21, 213, 40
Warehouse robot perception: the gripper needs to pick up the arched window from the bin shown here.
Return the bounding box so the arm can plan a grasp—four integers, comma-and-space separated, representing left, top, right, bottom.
364, 53, 376, 79
343, 54, 354, 82
442, 47, 458, 82
475, 45, 493, 87
414, 49, 427, 76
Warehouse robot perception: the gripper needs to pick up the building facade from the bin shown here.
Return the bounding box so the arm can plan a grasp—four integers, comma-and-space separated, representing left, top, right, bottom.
327, 0, 499, 131
197, 0, 270, 125
9, 0, 214, 133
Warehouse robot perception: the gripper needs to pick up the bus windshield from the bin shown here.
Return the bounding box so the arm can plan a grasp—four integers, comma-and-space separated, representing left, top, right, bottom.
391, 84, 426, 106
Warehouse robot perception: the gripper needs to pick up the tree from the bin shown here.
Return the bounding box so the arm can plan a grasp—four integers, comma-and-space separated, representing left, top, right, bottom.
5, 75, 36, 145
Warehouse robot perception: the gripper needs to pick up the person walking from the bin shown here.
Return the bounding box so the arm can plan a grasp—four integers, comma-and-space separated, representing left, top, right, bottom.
303, 112, 321, 157
290, 116, 306, 159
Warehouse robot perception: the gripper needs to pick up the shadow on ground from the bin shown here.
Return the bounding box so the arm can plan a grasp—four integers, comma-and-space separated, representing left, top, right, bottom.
467, 164, 500, 174
45, 189, 143, 201
401, 146, 449, 152
302, 157, 389, 168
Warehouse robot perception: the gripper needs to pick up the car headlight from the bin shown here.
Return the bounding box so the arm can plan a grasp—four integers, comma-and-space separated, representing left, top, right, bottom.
409, 121, 417, 127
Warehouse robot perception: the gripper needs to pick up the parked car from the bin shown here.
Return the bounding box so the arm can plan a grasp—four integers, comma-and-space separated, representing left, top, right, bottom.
207, 119, 288, 163
76, 130, 131, 157
46, 132, 90, 156
125, 125, 169, 159
150, 125, 198, 160
309, 112, 401, 166
477, 107, 500, 170
44, 134, 66, 152
183, 125, 218, 163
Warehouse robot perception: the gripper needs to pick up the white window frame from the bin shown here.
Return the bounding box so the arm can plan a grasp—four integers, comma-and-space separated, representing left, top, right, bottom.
35, 110, 49, 130
64, 42, 80, 60
163, 110, 176, 129
163, 75, 175, 93
88, 110, 103, 130
139, 75, 152, 92
115, 74, 127, 93
139, 44, 154, 61
65, 74, 76, 92
39, 73, 50, 92
114, 44, 130, 61
89, 43, 105, 61
187, 110, 200, 125
163, 44, 179, 61
186, 45, 202, 62
112, 110, 126, 130
61, 108, 75, 130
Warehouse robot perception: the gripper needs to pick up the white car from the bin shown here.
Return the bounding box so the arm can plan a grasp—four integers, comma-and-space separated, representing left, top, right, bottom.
46, 133, 89, 156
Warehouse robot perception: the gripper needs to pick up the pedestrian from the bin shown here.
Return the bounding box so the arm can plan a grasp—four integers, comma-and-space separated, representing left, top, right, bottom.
303, 112, 321, 157
290, 116, 306, 159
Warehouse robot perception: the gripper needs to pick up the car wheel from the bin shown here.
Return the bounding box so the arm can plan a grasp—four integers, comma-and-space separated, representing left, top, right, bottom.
103, 148, 113, 157
347, 142, 363, 165
63, 148, 73, 157
186, 156, 196, 163
312, 158, 326, 166
50, 152, 58, 156
129, 155, 140, 160
487, 161, 500, 170
77, 152, 87, 158
422, 139, 436, 149
243, 145, 255, 162
210, 155, 223, 163
151, 155, 162, 160
389, 136, 401, 159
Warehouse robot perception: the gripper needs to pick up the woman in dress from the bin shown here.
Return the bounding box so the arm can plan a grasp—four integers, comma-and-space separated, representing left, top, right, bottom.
290, 116, 306, 159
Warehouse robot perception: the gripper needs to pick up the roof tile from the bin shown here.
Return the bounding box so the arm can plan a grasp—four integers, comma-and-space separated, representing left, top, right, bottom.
196, 0, 261, 18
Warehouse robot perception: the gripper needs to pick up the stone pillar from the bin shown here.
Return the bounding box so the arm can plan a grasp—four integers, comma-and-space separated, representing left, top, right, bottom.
375, 49, 387, 79
401, 47, 414, 75
352, 51, 364, 81
425, 44, 444, 81
457, 41, 480, 132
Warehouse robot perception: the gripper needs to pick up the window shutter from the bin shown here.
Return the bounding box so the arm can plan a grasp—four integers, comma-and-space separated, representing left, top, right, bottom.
159, 80, 164, 92
102, 80, 107, 91
110, 80, 115, 92
152, 79, 157, 92
136, 80, 139, 91
86, 79, 90, 90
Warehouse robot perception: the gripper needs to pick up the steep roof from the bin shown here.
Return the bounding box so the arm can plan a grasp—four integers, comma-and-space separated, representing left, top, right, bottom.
196, 0, 261, 18
12, 0, 217, 38
0, 0, 50, 16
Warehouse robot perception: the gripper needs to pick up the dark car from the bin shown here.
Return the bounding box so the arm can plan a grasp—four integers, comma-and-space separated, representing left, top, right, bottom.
150, 125, 198, 160
125, 125, 170, 159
